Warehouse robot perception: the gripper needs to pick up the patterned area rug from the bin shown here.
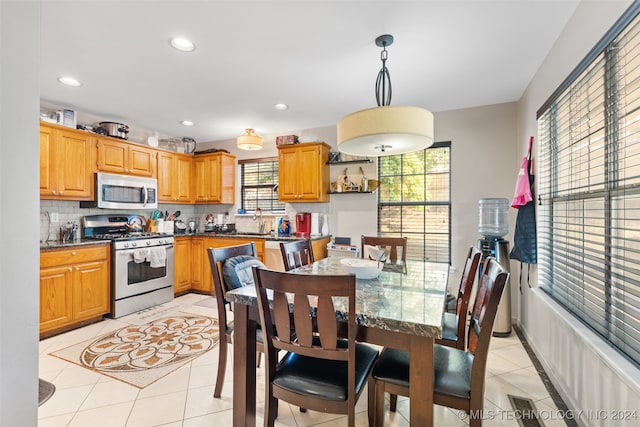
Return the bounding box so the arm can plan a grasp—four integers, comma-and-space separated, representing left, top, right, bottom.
50, 314, 219, 388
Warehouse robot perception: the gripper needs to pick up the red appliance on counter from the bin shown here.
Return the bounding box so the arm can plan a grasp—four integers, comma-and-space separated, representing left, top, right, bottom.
296, 212, 312, 237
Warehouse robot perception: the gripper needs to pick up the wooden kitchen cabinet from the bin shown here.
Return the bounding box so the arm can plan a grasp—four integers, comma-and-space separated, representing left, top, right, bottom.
193, 152, 235, 204
311, 236, 331, 260
173, 236, 192, 295
40, 244, 110, 336
190, 237, 208, 292
97, 137, 156, 177
278, 142, 330, 202
40, 123, 95, 200
158, 151, 193, 203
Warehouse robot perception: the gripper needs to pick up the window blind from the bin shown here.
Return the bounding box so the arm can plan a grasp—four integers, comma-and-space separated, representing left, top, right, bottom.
538, 5, 640, 366
240, 158, 285, 212
378, 142, 451, 263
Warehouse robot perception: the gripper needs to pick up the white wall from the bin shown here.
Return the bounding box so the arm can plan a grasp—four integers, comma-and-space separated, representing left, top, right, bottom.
0, 1, 40, 425
435, 102, 518, 289
517, 1, 640, 425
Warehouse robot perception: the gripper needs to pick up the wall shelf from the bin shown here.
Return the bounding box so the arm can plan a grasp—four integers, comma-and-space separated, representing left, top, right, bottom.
327, 159, 374, 165
328, 191, 376, 194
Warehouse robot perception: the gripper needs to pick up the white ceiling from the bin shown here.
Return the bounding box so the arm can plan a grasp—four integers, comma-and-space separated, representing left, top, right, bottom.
40, 0, 580, 145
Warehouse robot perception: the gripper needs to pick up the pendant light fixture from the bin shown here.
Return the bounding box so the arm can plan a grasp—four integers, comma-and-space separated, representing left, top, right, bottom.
237, 128, 263, 150
337, 34, 434, 157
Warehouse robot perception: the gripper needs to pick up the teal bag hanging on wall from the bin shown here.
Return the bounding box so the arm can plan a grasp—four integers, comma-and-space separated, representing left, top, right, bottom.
510, 137, 537, 265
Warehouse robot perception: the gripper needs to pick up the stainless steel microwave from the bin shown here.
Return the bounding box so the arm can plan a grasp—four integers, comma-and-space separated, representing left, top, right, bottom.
80, 172, 158, 209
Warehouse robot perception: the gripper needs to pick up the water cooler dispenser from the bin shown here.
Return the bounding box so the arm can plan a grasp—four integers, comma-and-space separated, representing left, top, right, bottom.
477, 198, 512, 337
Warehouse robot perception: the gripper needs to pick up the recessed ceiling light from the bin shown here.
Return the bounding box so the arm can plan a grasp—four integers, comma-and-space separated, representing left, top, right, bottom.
274, 103, 289, 110
180, 120, 194, 126
169, 37, 195, 52
57, 76, 82, 87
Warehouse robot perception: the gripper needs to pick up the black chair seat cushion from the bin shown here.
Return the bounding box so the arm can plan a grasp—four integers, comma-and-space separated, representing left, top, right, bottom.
222, 255, 265, 291
272, 342, 378, 402
372, 344, 473, 399
441, 312, 459, 342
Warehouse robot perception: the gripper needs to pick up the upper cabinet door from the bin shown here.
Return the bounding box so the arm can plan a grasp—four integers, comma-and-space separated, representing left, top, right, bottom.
193, 152, 235, 204
96, 138, 127, 173
40, 125, 55, 196
127, 145, 155, 177
97, 138, 155, 177
278, 142, 330, 203
158, 151, 192, 204
40, 123, 95, 200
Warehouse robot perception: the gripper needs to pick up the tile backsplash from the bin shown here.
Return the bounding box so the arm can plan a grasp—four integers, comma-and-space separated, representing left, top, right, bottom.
39, 200, 228, 242
40, 200, 331, 242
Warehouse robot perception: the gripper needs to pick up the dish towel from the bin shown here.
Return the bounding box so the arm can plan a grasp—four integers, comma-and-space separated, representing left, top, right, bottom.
147, 246, 166, 268
133, 248, 150, 264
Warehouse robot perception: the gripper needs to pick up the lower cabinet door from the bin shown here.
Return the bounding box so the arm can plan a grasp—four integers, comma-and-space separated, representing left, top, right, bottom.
73, 259, 110, 321
190, 238, 209, 292
40, 265, 74, 334
174, 237, 192, 294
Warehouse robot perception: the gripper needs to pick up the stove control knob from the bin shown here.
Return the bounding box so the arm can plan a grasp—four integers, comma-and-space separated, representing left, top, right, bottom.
123, 242, 130, 248
146, 240, 151, 246
131, 241, 137, 247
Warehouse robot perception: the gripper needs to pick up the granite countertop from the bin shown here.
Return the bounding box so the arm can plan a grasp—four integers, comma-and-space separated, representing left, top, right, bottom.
225, 257, 449, 338
41, 234, 331, 250
40, 238, 111, 250
175, 232, 330, 242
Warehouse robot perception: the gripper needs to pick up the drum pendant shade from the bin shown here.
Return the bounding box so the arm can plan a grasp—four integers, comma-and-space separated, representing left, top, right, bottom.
337, 106, 433, 156
337, 34, 434, 157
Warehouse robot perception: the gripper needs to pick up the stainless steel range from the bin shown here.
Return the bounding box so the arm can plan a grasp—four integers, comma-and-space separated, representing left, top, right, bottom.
82, 214, 174, 318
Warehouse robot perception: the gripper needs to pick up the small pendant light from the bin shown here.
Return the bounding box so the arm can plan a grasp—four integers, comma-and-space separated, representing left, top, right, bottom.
237, 128, 263, 150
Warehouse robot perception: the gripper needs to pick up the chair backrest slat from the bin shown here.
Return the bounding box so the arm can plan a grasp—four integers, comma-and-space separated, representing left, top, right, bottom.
273, 291, 293, 343
317, 295, 338, 350
293, 293, 314, 346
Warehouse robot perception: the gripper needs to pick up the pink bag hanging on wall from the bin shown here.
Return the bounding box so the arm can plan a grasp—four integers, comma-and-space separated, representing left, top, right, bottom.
512, 136, 534, 209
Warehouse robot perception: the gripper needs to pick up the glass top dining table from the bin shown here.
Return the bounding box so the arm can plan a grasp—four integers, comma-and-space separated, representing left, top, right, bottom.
225, 256, 449, 427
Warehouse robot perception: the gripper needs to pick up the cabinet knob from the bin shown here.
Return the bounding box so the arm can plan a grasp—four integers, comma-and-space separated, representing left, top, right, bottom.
71, 251, 76, 256
59, 190, 63, 195
51, 190, 57, 195
68, 267, 72, 272
75, 267, 79, 271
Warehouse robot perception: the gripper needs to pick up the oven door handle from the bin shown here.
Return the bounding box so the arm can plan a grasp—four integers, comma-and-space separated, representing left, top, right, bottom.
117, 245, 174, 258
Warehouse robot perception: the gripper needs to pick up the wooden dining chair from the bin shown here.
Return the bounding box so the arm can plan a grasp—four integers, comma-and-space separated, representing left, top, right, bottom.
361, 235, 408, 264
368, 257, 509, 427
279, 239, 315, 271
438, 246, 482, 350
252, 267, 379, 427
386, 246, 482, 412
207, 242, 265, 398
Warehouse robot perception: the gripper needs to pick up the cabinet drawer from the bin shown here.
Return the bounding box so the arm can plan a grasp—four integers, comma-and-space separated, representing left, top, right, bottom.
41, 245, 109, 268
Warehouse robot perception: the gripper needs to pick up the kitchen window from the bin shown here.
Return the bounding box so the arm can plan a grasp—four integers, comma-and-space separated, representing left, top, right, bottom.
239, 157, 285, 212
537, 3, 640, 366
377, 141, 451, 263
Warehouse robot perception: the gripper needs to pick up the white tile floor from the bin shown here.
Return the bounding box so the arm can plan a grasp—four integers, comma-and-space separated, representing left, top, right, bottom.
38, 293, 566, 427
